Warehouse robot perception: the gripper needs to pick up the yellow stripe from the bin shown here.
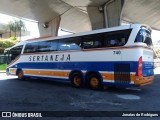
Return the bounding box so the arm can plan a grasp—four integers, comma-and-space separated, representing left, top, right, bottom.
101, 72, 135, 82
101, 72, 154, 86
134, 76, 154, 86
10, 68, 153, 86
9, 68, 16, 74
101, 73, 114, 81
24, 70, 69, 77
23, 70, 136, 82
130, 74, 136, 82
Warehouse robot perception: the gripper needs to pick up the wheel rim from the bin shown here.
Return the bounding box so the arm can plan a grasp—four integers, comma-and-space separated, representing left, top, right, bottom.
73, 75, 81, 87
90, 77, 99, 89
18, 71, 23, 79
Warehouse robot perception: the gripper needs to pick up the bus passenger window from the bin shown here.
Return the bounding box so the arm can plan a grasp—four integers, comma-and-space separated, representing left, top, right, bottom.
50, 42, 58, 51
83, 42, 93, 49
10, 46, 23, 61
69, 43, 81, 50
104, 29, 132, 47
58, 37, 81, 51
93, 41, 102, 48
82, 33, 104, 49
110, 39, 119, 45
24, 42, 39, 53
120, 38, 126, 45
38, 41, 52, 52
58, 44, 70, 50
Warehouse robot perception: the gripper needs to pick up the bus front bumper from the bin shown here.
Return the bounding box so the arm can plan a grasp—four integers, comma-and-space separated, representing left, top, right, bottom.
134, 76, 154, 86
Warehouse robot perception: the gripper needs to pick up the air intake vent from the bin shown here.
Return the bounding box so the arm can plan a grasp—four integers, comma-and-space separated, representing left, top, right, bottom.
114, 64, 131, 84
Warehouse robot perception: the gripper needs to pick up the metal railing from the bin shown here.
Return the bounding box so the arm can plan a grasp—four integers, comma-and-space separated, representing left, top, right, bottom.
0, 54, 6, 64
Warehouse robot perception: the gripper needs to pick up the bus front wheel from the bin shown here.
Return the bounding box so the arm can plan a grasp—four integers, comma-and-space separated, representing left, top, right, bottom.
70, 72, 83, 88
17, 70, 24, 80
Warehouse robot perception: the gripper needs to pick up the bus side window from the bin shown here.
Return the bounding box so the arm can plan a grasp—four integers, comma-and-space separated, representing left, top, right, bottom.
10, 46, 23, 61
104, 29, 132, 47
58, 37, 81, 51
58, 43, 70, 51
69, 43, 81, 50
38, 41, 52, 52
50, 41, 58, 51
24, 42, 38, 53
119, 38, 126, 45
93, 41, 102, 48
82, 33, 103, 49
83, 42, 93, 49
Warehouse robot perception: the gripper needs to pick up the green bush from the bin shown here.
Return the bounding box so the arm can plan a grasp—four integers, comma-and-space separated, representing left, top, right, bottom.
0, 40, 15, 48
0, 39, 19, 53
0, 64, 6, 71
10, 36, 17, 41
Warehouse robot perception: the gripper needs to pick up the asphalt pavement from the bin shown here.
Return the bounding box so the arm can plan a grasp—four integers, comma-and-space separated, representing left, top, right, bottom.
0, 68, 159, 120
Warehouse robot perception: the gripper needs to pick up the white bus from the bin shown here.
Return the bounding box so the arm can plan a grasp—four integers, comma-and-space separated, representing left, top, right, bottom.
4, 24, 154, 90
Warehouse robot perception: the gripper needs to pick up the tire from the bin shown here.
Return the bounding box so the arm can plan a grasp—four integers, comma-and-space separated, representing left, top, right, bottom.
87, 74, 102, 90
70, 72, 83, 88
17, 70, 24, 80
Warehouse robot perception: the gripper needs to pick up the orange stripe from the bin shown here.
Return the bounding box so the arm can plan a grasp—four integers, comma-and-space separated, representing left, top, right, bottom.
9, 68, 16, 74
101, 73, 114, 80
101, 73, 135, 82
130, 74, 136, 82
22, 69, 154, 86
134, 76, 154, 86
24, 70, 69, 77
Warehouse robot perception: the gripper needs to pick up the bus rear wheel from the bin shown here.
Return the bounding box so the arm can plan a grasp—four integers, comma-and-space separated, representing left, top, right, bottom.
71, 72, 83, 88
17, 70, 24, 80
87, 74, 102, 90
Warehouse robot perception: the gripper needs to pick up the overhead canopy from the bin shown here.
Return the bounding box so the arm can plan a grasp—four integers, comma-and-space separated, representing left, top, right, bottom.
0, 0, 160, 33
122, 0, 160, 30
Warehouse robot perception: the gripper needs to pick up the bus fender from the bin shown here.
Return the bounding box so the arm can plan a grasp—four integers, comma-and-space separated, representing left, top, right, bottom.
16, 68, 23, 75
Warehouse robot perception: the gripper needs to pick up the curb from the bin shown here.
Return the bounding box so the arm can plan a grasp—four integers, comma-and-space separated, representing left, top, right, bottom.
0, 71, 6, 73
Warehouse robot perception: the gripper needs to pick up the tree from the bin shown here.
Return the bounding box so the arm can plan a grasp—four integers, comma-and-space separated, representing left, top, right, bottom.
6, 21, 15, 37
16, 20, 26, 40
6, 19, 26, 40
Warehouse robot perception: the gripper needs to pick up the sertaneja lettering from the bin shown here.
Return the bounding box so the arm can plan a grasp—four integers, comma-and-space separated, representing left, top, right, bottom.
41, 55, 44, 61
55, 55, 59, 61
37, 56, 40, 61
29, 54, 71, 62
60, 54, 64, 61
66, 54, 70, 61
44, 56, 48, 61
29, 56, 32, 61
50, 55, 53, 61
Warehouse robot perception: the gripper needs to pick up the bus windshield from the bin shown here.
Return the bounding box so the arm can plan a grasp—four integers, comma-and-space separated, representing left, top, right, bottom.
135, 29, 152, 47
5, 45, 23, 65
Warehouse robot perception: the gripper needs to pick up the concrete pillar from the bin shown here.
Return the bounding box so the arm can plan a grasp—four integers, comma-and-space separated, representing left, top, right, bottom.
87, 0, 124, 30
87, 7, 105, 30
38, 16, 61, 37
104, 0, 124, 28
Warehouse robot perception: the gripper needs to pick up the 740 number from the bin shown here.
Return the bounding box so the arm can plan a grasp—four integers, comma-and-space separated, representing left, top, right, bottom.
113, 51, 121, 55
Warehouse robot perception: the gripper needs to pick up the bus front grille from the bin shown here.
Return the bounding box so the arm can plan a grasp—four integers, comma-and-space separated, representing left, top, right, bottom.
114, 64, 131, 84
